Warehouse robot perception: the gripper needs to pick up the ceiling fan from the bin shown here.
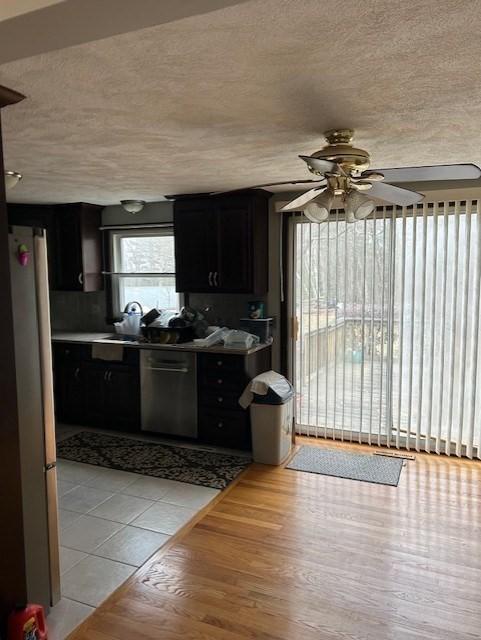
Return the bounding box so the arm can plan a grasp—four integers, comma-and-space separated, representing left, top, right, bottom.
221, 129, 481, 223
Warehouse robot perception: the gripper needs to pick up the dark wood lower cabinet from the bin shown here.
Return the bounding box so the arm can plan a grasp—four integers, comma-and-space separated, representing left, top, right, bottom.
55, 360, 86, 425
197, 348, 271, 450
53, 344, 140, 431
53, 342, 271, 448
104, 364, 140, 431
84, 363, 106, 428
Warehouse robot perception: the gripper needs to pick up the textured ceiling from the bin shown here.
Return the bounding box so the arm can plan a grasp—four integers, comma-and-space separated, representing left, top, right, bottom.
2, 0, 481, 205
0, 0, 64, 22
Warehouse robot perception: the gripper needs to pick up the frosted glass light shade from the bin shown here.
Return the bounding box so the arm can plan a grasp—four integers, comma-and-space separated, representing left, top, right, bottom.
304, 190, 333, 223
345, 190, 375, 220
121, 199, 146, 214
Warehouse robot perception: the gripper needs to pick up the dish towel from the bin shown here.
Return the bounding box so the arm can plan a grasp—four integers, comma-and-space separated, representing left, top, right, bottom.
91, 342, 124, 362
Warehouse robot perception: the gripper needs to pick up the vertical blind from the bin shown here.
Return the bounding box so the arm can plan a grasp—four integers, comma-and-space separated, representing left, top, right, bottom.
292, 200, 481, 458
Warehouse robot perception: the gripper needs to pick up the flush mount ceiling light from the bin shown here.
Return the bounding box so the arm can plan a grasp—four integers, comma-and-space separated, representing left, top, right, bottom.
120, 199, 145, 214
5, 170, 22, 190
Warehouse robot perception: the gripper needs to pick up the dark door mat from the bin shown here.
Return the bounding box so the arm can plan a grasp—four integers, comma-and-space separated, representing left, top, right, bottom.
57, 431, 251, 490
286, 445, 403, 486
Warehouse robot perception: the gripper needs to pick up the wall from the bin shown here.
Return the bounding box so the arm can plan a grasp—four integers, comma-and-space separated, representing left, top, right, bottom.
102, 201, 173, 226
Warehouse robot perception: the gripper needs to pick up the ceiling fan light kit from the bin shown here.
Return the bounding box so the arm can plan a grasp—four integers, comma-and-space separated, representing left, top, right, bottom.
246, 128, 480, 222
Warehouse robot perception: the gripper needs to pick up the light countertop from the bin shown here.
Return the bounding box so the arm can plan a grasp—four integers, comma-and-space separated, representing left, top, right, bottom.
51, 332, 271, 356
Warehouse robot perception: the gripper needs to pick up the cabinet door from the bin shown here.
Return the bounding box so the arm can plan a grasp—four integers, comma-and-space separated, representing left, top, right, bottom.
215, 202, 252, 292
174, 202, 218, 292
54, 207, 83, 291
54, 361, 86, 425
84, 363, 107, 428
54, 204, 102, 292
104, 365, 140, 431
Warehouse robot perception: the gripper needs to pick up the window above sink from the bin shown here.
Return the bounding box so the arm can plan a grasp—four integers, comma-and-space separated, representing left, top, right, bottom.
108, 227, 181, 318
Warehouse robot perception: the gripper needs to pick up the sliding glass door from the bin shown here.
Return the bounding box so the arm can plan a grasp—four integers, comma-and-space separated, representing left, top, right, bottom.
291, 200, 481, 457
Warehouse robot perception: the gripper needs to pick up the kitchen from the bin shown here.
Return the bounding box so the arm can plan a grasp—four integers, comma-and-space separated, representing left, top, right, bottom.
8, 2, 481, 639
6, 189, 280, 638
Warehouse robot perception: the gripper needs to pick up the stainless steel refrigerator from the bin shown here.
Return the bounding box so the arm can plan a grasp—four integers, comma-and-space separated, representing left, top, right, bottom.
9, 226, 60, 611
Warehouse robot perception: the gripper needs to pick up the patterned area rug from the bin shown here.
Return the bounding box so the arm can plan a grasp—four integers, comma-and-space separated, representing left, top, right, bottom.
57, 432, 251, 490
287, 446, 403, 486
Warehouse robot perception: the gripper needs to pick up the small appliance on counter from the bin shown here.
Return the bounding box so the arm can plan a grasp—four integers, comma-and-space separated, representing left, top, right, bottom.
114, 301, 143, 338
240, 317, 273, 343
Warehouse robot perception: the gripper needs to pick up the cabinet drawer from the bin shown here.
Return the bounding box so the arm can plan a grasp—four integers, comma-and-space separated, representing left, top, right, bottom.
199, 409, 251, 450
198, 388, 242, 411
53, 342, 91, 362
199, 371, 247, 393
198, 353, 245, 373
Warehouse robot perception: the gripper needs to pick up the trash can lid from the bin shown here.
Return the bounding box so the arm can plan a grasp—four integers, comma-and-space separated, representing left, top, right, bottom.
252, 377, 294, 405
239, 370, 294, 408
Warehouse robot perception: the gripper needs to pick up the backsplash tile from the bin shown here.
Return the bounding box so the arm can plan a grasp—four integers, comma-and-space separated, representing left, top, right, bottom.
188, 294, 268, 329
50, 291, 111, 333
50, 291, 271, 335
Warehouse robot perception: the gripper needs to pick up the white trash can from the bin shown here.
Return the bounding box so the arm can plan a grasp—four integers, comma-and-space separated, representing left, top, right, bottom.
240, 372, 294, 465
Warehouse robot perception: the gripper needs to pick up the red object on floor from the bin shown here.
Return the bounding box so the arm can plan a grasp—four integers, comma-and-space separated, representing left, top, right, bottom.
7, 604, 47, 640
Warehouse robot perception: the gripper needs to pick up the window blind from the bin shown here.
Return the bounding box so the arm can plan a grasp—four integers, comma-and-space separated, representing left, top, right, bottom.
292, 200, 481, 458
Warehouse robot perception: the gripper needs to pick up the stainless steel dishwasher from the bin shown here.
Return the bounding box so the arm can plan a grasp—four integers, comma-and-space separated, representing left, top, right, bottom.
140, 350, 197, 437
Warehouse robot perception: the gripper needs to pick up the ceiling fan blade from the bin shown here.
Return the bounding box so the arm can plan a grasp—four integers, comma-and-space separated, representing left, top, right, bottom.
364, 164, 481, 183
212, 178, 325, 196
367, 181, 424, 206
280, 186, 327, 212
299, 155, 338, 175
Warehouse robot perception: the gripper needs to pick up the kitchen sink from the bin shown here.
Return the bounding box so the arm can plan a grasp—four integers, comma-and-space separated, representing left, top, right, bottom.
102, 334, 140, 343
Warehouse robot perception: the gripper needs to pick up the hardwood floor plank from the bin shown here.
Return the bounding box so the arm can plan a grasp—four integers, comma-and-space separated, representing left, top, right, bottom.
68, 440, 481, 640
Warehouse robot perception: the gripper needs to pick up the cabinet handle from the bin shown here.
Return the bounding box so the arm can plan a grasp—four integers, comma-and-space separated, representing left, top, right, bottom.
217, 421, 224, 429
217, 360, 223, 367
74, 367, 80, 380
208, 271, 213, 286
217, 397, 223, 403
103, 370, 109, 382
108, 371, 112, 382
78, 272, 83, 285
213, 271, 219, 287
217, 378, 223, 385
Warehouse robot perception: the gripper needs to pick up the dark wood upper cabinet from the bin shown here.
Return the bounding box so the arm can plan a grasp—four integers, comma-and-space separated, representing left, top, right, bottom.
8, 201, 103, 292
174, 203, 217, 292
174, 191, 269, 294
54, 203, 103, 292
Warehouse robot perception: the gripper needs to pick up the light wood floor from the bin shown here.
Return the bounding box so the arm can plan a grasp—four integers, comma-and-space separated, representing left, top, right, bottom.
69, 439, 481, 640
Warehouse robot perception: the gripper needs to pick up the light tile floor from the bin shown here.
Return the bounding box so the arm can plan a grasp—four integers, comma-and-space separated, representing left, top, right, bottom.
49, 425, 220, 639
